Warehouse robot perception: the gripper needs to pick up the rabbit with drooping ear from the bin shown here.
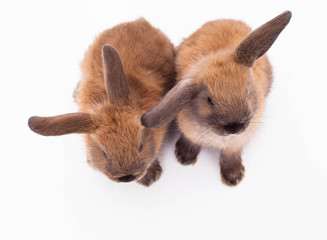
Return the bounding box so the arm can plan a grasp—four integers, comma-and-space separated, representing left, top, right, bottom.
28, 18, 176, 186
142, 11, 292, 186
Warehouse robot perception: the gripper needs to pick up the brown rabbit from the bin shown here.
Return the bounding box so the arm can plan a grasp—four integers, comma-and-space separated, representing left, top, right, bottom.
142, 11, 292, 186
28, 18, 176, 186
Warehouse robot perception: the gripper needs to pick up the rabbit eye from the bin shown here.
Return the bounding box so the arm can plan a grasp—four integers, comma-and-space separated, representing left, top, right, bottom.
102, 150, 109, 160
207, 97, 214, 106
138, 143, 143, 153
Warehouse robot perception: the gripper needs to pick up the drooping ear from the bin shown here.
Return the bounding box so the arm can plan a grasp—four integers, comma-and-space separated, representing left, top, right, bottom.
234, 11, 292, 67
102, 44, 131, 105
28, 113, 96, 136
141, 79, 201, 129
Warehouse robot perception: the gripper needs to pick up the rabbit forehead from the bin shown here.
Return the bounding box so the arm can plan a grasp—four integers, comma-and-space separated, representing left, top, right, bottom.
92, 105, 143, 155
194, 53, 251, 100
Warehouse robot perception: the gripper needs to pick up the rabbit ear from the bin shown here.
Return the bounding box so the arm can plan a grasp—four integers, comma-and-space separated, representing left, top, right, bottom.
234, 11, 292, 67
141, 79, 201, 129
28, 113, 96, 136
102, 44, 131, 105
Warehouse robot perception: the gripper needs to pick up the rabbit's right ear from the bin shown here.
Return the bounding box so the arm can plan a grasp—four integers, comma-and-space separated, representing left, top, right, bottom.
28, 113, 96, 136
102, 45, 131, 106
141, 79, 201, 129
234, 11, 292, 67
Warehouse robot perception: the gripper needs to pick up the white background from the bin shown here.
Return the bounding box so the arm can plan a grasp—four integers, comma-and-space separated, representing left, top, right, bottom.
1, 0, 326, 239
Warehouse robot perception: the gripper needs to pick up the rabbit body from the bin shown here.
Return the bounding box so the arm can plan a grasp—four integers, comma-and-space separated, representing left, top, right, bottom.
175, 19, 272, 152
29, 19, 175, 186
76, 18, 175, 110
142, 12, 291, 185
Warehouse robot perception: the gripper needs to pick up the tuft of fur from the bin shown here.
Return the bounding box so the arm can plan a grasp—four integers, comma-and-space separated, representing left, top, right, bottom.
142, 11, 291, 186
28, 18, 176, 186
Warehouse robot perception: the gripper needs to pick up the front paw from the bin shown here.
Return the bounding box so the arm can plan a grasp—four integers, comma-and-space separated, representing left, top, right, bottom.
138, 160, 162, 187
220, 162, 245, 186
175, 136, 200, 165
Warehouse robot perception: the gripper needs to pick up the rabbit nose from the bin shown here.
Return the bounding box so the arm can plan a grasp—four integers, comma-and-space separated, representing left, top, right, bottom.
117, 175, 136, 182
223, 123, 244, 134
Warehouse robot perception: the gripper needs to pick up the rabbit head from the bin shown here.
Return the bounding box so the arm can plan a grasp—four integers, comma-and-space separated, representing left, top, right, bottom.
142, 11, 292, 136
29, 45, 156, 183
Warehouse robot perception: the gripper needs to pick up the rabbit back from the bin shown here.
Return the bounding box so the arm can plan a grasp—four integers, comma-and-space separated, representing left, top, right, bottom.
77, 18, 176, 112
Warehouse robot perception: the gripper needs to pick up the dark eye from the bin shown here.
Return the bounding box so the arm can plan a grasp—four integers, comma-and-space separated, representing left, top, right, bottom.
138, 143, 143, 153
102, 150, 109, 160
207, 97, 214, 106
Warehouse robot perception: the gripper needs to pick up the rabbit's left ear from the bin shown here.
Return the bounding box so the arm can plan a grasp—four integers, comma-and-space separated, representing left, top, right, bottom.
28, 113, 96, 136
234, 11, 292, 67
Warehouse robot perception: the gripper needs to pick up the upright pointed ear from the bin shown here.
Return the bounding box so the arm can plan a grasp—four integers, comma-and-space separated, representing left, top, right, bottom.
141, 79, 201, 129
28, 113, 96, 136
234, 11, 292, 67
102, 44, 131, 105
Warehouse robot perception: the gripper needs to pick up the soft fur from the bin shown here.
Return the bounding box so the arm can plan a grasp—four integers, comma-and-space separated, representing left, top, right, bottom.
29, 19, 176, 186
142, 11, 291, 186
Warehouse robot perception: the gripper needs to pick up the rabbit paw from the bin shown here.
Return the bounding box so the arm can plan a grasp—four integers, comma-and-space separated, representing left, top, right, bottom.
220, 161, 245, 186
175, 135, 200, 165
138, 159, 162, 187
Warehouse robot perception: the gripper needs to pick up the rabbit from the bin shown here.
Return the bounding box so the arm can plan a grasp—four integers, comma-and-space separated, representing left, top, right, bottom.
141, 11, 292, 186
28, 18, 176, 186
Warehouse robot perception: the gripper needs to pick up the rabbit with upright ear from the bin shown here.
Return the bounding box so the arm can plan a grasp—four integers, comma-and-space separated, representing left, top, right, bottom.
28, 18, 176, 186
142, 11, 292, 186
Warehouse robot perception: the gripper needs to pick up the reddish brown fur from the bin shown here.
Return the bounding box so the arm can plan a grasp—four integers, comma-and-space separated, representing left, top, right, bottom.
142, 11, 291, 186
29, 18, 176, 186
77, 19, 176, 111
